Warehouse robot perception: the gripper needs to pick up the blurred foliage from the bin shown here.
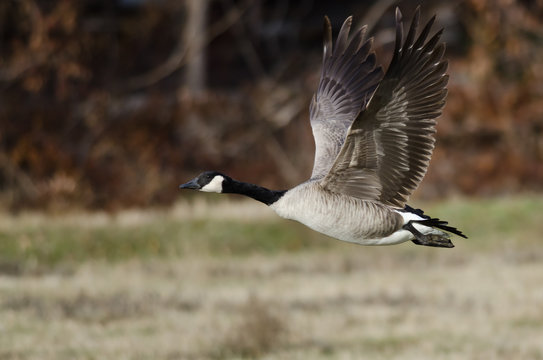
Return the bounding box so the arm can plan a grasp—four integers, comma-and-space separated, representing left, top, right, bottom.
0, 0, 542, 211
427, 0, 543, 198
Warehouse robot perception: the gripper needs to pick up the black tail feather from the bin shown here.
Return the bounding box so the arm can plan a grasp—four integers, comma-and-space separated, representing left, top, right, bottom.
403, 205, 468, 239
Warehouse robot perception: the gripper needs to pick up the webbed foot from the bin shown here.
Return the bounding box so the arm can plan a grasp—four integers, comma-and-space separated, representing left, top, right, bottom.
403, 221, 454, 248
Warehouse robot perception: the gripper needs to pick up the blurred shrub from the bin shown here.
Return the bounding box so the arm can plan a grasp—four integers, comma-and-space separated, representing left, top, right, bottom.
424, 0, 543, 198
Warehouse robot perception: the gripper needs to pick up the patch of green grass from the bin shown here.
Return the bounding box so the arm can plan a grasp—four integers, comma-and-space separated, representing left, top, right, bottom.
0, 215, 330, 271
0, 195, 541, 270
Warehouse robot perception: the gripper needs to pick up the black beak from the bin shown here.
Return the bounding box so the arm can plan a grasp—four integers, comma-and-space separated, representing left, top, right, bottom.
179, 178, 200, 190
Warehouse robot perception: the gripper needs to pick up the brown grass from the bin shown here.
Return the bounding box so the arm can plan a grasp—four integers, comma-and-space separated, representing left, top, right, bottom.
216, 295, 287, 358
0, 196, 542, 359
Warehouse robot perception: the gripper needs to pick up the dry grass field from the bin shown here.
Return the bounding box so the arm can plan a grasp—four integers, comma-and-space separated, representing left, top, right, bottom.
1, 196, 543, 359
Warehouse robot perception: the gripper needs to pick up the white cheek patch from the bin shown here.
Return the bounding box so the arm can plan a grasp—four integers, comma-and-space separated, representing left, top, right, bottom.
200, 175, 224, 193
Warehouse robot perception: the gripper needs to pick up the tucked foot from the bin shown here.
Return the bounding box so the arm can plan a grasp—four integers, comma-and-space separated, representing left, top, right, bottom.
412, 233, 454, 248
403, 221, 454, 248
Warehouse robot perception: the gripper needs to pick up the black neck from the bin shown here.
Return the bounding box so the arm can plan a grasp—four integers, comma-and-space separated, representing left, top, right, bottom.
222, 179, 285, 205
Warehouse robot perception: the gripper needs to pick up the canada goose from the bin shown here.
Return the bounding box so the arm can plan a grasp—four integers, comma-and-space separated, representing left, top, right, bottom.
180, 8, 467, 248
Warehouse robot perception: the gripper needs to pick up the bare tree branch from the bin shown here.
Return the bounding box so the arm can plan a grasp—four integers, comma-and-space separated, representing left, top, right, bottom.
0, 0, 50, 82
116, 0, 252, 92
359, 0, 396, 33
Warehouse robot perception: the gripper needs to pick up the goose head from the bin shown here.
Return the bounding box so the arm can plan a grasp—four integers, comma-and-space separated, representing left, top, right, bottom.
179, 171, 229, 193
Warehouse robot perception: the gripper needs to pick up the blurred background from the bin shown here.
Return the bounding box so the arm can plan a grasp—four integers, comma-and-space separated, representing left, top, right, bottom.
1, 0, 542, 212
1, 1, 543, 359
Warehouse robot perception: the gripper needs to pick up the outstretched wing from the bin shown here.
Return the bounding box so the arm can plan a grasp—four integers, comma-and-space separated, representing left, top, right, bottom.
321, 7, 449, 207
309, 16, 383, 179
